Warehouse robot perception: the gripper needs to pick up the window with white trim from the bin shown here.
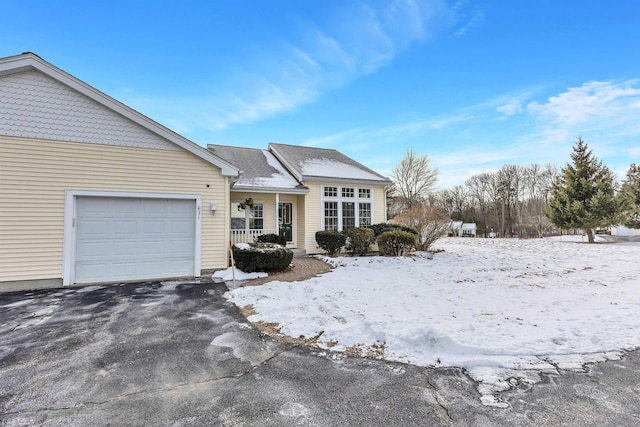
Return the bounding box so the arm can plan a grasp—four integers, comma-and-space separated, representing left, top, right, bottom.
324, 186, 338, 197
324, 201, 338, 231
322, 186, 374, 231
231, 201, 264, 230
342, 187, 354, 198
359, 202, 372, 226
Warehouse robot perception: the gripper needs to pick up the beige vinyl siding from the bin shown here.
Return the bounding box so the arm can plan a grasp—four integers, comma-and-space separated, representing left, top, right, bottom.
372, 185, 387, 224
0, 136, 228, 283
303, 182, 323, 254
295, 195, 306, 250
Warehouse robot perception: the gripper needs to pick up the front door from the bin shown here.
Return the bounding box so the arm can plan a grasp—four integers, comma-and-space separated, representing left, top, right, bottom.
278, 202, 293, 242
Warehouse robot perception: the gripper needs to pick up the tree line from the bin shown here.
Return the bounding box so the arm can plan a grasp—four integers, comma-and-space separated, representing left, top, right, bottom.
388, 138, 640, 243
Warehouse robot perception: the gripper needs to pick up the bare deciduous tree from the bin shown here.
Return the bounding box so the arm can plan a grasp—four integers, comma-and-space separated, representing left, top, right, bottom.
391, 149, 438, 211
393, 204, 450, 251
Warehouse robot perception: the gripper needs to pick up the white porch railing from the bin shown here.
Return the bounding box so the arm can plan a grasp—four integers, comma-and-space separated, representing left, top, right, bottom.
230, 229, 279, 245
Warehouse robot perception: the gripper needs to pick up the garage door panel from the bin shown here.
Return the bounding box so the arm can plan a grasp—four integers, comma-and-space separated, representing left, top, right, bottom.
111, 240, 137, 257
74, 196, 197, 284
77, 219, 110, 237
74, 262, 109, 282
140, 239, 166, 256
169, 201, 196, 215
76, 241, 110, 259
168, 219, 195, 235
168, 259, 195, 274
111, 198, 139, 215
141, 199, 170, 215
169, 240, 194, 256
141, 219, 166, 235
113, 219, 137, 235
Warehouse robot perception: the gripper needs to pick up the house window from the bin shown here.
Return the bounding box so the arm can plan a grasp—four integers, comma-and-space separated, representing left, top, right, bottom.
342, 187, 355, 198
321, 186, 374, 231
324, 201, 338, 231
359, 202, 371, 226
231, 201, 264, 230
324, 186, 338, 197
342, 202, 355, 229
249, 204, 264, 230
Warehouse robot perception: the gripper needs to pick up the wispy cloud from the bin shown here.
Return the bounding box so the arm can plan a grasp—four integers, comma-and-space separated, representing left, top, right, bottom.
299, 79, 640, 187
452, 10, 484, 36
134, 0, 455, 134
525, 79, 640, 144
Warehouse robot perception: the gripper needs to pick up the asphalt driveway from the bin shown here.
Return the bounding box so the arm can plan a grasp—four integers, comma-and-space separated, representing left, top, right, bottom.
1, 281, 639, 426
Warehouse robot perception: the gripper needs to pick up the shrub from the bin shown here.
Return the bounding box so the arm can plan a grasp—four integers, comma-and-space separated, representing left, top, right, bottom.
341, 227, 375, 255
377, 230, 416, 256
315, 231, 346, 257
255, 233, 287, 246
392, 205, 451, 251
367, 223, 419, 238
232, 243, 293, 272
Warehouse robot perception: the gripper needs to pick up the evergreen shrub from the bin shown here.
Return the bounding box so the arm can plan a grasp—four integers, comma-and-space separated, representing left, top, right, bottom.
255, 233, 287, 246
341, 227, 375, 255
232, 243, 293, 272
377, 230, 416, 256
315, 231, 346, 257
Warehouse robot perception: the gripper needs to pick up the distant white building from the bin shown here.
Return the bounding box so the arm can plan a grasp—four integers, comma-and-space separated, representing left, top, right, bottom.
451, 221, 463, 236
451, 221, 477, 237
611, 225, 640, 236
461, 223, 477, 237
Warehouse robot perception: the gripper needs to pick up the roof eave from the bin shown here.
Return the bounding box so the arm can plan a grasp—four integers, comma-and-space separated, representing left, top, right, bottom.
302, 176, 393, 186
230, 185, 310, 195
0, 53, 240, 177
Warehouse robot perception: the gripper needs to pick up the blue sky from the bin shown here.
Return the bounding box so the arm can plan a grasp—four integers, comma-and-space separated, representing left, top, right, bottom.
2, 0, 639, 188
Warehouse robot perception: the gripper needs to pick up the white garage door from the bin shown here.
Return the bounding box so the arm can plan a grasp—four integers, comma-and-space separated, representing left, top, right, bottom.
74, 197, 196, 284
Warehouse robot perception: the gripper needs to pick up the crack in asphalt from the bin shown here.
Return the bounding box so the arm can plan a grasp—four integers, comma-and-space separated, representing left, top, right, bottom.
425, 377, 454, 423
0, 347, 287, 419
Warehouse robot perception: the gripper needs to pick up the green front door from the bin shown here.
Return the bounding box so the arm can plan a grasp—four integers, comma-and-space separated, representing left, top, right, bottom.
278, 202, 293, 242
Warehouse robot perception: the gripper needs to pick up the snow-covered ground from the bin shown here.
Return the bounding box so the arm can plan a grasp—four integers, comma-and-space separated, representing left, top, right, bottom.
224, 237, 640, 406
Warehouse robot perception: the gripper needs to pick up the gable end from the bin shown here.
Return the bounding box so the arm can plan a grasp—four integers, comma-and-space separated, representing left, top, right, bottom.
0, 70, 179, 151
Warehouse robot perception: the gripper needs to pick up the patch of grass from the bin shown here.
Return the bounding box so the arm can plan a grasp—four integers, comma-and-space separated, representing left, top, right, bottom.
344, 342, 386, 359
240, 304, 257, 317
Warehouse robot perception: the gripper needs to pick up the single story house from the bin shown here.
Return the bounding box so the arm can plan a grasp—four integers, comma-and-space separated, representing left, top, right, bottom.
0, 53, 391, 291
451, 221, 477, 237
208, 143, 392, 254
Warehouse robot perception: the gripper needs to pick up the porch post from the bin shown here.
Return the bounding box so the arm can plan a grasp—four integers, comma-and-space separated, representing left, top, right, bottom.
274, 193, 280, 232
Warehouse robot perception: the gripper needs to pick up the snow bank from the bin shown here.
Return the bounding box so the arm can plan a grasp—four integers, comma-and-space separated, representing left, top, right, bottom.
225, 237, 640, 406
212, 267, 267, 283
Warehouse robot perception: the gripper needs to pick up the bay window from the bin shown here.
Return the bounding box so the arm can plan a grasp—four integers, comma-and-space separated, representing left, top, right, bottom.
322, 186, 374, 231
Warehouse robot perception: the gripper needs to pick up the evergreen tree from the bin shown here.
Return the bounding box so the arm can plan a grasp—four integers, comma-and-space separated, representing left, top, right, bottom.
546, 137, 622, 242
620, 164, 640, 229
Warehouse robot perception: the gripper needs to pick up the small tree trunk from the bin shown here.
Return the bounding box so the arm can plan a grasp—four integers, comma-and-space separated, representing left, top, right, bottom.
585, 229, 594, 243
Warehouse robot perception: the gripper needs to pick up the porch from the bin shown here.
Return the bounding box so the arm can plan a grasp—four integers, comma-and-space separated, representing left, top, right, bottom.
230, 228, 279, 245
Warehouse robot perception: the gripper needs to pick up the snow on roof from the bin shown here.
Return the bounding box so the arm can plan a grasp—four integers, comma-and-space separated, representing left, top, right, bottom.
269, 143, 392, 184
461, 223, 477, 230
300, 158, 387, 181
208, 144, 307, 192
